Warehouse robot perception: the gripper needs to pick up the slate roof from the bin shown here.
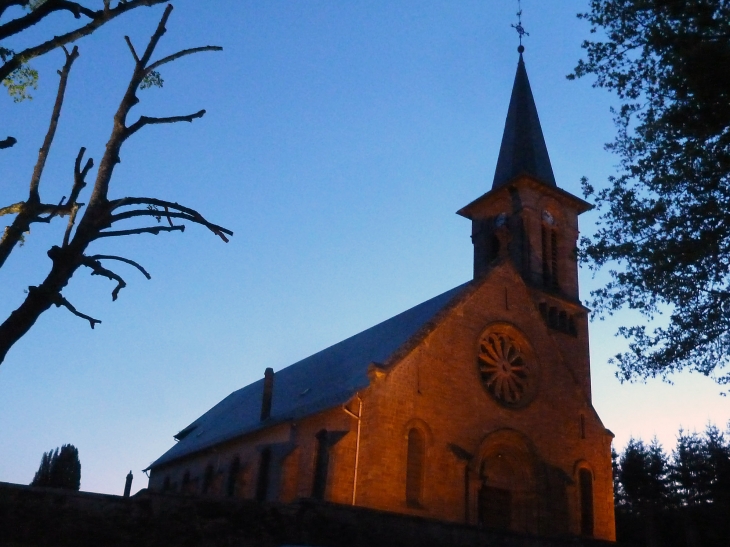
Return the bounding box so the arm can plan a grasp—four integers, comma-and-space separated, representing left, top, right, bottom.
148, 282, 470, 470
492, 52, 557, 189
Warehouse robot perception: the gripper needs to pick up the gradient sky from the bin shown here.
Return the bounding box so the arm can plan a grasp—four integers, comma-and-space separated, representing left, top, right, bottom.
1, 1, 727, 495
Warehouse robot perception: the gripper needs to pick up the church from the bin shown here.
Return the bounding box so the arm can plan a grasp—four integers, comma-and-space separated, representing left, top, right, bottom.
145, 47, 616, 541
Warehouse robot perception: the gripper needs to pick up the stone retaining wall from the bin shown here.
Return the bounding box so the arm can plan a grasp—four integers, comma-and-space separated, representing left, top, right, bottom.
0, 482, 616, 547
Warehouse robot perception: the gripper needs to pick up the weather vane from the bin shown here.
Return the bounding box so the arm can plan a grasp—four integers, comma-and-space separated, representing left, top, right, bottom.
511, 0, 529, 52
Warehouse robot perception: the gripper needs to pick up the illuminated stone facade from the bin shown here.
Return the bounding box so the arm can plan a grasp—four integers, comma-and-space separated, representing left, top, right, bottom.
147, 52, 616, 541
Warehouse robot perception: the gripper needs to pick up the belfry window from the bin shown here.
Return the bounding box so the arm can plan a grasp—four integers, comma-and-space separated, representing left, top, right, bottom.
312, 430, 330, 500
541, 210, 559, 290
255, 447, 271, 501
579, 468, 594, 536
406, 428, 425, 507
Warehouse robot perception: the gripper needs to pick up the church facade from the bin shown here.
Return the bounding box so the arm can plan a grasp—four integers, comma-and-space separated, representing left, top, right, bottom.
146, 50, 616, 542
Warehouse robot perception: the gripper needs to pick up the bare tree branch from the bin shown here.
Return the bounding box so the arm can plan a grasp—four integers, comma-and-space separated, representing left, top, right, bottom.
111, 196, 233, 241
81, 255, 126, 300
0, 1, 97, 41
87, 254, 151, 279
0, 47, 79, 269
137, 3, 172, 67
0, 0, 168, 83
94, 225, 185, 239
50, 293, 101, 329
0, 202, 25, 217
0, 5, 231, 366
61, 203, 80, 247
29, 45, 79, 201
0, 1, 27, 21
70, 146, 93, 205
146, 45, 222, 73
0, 136, 17, 149
110, 207, 231, 241
37, 195, 67, 223
124, 109, 206, 139
124, 35, 140, 63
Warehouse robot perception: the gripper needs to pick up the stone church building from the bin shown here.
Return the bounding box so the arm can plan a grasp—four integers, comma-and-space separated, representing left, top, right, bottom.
146, 49, 616, 541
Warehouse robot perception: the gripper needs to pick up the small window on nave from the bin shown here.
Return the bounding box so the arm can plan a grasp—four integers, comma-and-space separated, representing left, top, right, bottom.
226, 457, 241, 497
579, 468, 594, 537
406, 428, 425, 507
312, 430, 330, 500
255, 448, 272, 502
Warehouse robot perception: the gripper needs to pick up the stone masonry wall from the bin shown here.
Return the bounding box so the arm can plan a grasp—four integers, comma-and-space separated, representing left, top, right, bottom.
0, 481, 618, 547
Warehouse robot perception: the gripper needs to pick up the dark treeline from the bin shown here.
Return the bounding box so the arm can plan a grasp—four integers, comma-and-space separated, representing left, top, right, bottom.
613, 423, 730, 546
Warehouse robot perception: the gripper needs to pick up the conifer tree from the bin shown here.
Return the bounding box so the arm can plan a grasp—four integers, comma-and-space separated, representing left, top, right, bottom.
29, 444, 80, 490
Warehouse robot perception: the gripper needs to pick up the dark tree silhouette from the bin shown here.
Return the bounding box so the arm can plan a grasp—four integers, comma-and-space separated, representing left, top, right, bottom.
0, 4, 231, 365
571, 0, 730, 387
614, 423, 730, 546
31, 444, 81, 490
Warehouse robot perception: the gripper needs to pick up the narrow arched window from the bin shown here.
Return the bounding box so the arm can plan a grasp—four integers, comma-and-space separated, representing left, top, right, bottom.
181, 470, 191, 494
256, 447, 271, 502
162, 476, 171, 492
551, 229, 559, 289
202, 464, 214, 494
312, 429, 329, 500
227, 457, 240, 497
541, 225, 550, 287
406, 428, 425, 507
579, 468, 594, 536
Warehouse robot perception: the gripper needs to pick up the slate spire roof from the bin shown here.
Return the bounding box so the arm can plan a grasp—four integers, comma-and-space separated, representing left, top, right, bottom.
492, 50, 557, 189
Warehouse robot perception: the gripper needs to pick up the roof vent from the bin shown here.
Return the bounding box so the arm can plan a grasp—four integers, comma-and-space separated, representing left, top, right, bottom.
260, 367, 274, 421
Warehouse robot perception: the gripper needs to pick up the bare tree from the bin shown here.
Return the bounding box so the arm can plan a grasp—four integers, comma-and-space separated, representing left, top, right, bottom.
0, 3, 231, 365
1, 0, 169, 144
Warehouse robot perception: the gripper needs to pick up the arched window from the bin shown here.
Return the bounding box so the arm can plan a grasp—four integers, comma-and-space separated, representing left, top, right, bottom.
181, 470, 191, 494
579, 468, 594, 536
312, 430, 329, 500
162, 475, 171, 492
226, 457, 240, 497
406, 428, 425, 507
255, 447, 271, 502
202, 464, 214, 494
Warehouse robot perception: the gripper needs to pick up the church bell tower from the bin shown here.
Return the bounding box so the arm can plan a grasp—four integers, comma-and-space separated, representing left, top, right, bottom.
456, 46, 594, 398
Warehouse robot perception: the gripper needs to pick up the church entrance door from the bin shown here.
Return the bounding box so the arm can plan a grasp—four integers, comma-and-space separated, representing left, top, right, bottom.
478, 485, 512, 530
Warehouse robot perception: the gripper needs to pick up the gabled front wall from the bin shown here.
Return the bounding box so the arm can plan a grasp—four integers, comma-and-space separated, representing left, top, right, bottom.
354, 264, 615, 540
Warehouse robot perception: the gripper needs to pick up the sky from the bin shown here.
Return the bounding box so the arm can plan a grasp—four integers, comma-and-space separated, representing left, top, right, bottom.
1, 1, 727, 496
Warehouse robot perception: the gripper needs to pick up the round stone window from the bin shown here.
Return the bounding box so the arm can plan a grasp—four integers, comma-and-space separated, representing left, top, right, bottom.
477, 325, 538, 408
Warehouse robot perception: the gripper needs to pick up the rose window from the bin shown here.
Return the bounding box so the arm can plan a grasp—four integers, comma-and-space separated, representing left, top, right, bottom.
477, 329, 536, 407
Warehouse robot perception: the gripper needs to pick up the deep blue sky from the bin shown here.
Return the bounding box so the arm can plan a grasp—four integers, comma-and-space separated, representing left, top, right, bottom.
1, 1, 727, 495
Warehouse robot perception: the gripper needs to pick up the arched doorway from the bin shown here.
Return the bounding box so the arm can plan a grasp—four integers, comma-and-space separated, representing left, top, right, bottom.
478, 454, 515, 529
473, 429, 538, 534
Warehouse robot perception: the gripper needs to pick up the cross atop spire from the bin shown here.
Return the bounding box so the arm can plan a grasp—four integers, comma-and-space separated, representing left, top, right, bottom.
511, 0, 529, 51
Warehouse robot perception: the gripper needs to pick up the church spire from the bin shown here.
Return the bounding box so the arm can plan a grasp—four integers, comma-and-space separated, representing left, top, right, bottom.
492, 50, 557, 189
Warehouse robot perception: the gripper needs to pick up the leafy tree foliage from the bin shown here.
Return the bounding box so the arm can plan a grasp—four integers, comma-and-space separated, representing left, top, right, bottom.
30, 444, 81, 490
571, 0, 730, 386
613, 424, 730, 546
